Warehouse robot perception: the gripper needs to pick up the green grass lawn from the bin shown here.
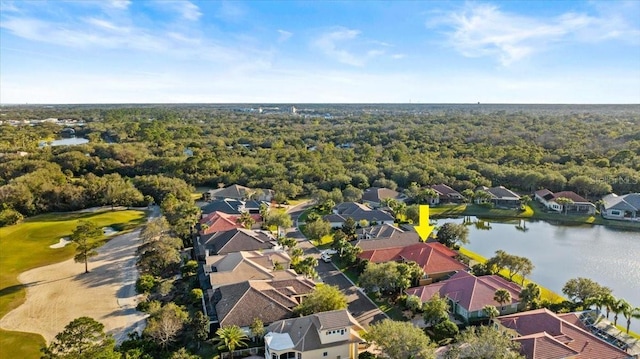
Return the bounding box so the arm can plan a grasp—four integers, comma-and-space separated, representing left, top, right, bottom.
0, 209, 147, 358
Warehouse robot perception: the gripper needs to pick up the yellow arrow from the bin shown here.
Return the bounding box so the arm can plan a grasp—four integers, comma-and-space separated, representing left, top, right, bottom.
414, 205, 436, 241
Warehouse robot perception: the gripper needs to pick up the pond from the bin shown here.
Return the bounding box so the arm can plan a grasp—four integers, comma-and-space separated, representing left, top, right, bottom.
433, 216, 640, 332
39, 137, 89, 147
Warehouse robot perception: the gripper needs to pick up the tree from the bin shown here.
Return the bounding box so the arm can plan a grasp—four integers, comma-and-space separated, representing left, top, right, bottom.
627, 306, 640, 334
294, 284, 347, 316
562, 277, 611, 304
555, 197, 574, 215
422, 293, 449, 327
519, 283, 541, 310
617, 299, 637, 334
487, 251, 534, 283
432, 319, 459, 343
436, 222, 469, 248
446, 326, 524, 359
363, 320, 436, 359
519, 195, 532, 207
494, 289, 512, 309
462, 189, 475, 203
249, 317, 265, 341
169, 348, 199, 359
292, 256, 318, 279
341, 217, 357, 239
236, 211, 255, 229
71, 220, 103, 274
140, 217, 171, 243
144, 303, 189, 348
305, 218, 331, 241
265, 210, 293, 238
359, 261, 418, 295
611, 298, 626, 326
187, 311, 209, 350
278, 236, 298, 251
405, 204, 420, 224
259, 202, 269, 222
42, 317, 119, 359
483, 305, 500, 319
405, 294, 423, 314
215, 325, 248, 359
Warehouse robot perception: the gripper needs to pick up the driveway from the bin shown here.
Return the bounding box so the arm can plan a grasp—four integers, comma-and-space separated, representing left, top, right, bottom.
297, 239, 388, 329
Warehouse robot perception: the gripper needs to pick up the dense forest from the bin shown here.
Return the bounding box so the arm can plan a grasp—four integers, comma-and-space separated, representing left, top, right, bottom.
1, 104, 639, 223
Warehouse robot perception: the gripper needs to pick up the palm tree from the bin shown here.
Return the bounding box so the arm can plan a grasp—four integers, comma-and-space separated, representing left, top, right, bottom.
520, 195, 532, 207
612, 298, 626, 326
520, 283, 541, 310
601, 293, 616, 319
215, 325, 248, 359
494, 289, 512, 311
236, 211, 255, 229
618, 299, 634, 334
630, 307, 640, 334
462, 189, 475, 203
483, 305, 500, 319
420, 188, 439, 205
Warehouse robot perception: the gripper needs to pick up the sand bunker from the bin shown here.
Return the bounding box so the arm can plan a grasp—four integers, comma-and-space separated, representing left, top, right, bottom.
0, 230, 148, 344
49, 237, 71, 249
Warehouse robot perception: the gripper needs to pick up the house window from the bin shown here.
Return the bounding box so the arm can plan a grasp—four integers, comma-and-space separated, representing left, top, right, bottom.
611, 210, 621, 216
323, 352, 328, 357
297, 354, 301, 359
272, 354, 277, 359
340, 329, 345, 335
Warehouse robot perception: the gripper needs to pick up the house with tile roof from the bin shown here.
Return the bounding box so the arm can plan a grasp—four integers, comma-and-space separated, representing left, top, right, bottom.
209, 278, 315, 331
198, 211, 244, 235
323, 202, 395, 228
494, 309, 632, 359
361, 187, 406, 208
353, 231, 421, 251
265, 309, 364, 359
534, 189, 596, 214
358, 242, 468, 283
196, 228, 278, 258
475, 186, 521, 208
201, 198, 269, 215
203, 184, 274, 202
406, 271, 521, 323
356, 223, 406, 240
431, 184, 465, 204
601, 193, 640, 221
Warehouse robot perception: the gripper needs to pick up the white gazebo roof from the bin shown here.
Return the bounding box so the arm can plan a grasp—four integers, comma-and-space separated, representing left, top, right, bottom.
264, 332, 295, 351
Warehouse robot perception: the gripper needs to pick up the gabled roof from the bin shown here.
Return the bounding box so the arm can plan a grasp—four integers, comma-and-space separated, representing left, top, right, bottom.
201, 199, 245, 215
602, 193, 640, 211
357, 223, 406, 239
208, 184, 253, 200
535, 189, 554, 199
406, 271, 521, 312
265, 310, 364, 352
204, 250, 295, 289
214, 278, 315, 328
515, 332, 580, 359
362, 187, 402, 203
431, 184, 463, 198
484, 186, 521, 200
353, 231, 421, 251
358, 242, 467, 276
199, 228, 276, 255
199, 211, 243, 235
550, 191, 590, 203
497, 309, 630, 359
325, 202, 395, 224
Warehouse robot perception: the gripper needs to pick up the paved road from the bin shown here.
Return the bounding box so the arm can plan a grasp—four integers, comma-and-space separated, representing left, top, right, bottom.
297, 237, 388, 329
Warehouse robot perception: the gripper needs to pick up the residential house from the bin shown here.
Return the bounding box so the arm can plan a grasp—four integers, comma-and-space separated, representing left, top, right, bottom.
358, 242, 468, 284
601, 193, 640, 221
353, 230, 421, 251
356, 223, 407, 240
264, 309, 364, 359
203, 184, 274, 202
198, 211, 244, 235
406, 271, 521, 323
534, 189, 596, 215
431, 184, 465, 204
494, 309, 632, 359
475, 186, 521, 208
208, 278, 315, 331
323, 202, 395, 228
361, 187, 406, 208
196, 228, 277, 258
201, 198, 269, 216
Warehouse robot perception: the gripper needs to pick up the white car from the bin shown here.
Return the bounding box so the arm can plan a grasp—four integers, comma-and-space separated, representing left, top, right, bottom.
322, 249, 338, 255
320, 253, 332, 262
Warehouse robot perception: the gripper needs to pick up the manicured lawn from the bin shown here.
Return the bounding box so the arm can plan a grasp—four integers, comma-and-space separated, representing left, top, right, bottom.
0, 209, 146, 358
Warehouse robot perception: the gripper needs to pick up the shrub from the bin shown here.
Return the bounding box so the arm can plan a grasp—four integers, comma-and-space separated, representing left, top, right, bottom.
0, 208, 23, 227
136, 274, 157, 294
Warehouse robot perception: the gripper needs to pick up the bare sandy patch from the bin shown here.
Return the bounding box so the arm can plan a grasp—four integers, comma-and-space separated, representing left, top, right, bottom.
0, 230, 148, 344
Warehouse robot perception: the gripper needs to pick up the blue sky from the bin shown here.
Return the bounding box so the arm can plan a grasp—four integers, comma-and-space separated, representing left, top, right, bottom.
1, 0, 639, 104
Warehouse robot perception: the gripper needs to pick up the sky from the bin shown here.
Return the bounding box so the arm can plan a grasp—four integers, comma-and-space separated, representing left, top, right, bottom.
1, 0, 639, 104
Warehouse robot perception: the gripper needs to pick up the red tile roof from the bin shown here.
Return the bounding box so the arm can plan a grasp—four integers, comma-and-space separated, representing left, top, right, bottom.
358, 242, 468, 276
406, 271, 521, 312
199, 211, 260, 235
497, 309, 630, 359
551, 191, 589, 203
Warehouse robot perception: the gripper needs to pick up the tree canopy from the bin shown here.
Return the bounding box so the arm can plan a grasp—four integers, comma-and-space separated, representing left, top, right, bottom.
41, 317, 119, 359
364, 319, 436, 359
294, 284, 347, 316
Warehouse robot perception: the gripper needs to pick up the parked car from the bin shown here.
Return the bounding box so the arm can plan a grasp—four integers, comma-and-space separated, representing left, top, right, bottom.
321, 253, 332, 262
322, 249, 338, 255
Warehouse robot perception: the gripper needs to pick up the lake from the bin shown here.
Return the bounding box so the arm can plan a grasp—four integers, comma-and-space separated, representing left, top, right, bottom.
433, 216, 640, 332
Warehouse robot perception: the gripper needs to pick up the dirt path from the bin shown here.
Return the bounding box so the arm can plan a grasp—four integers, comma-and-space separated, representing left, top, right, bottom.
0, 229, 148, 344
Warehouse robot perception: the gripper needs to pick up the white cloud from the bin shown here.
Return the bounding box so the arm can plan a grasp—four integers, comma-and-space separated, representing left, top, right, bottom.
277, 29, 293, 43
106, 0, 131, 10
153, 1, 202, 21
436, 2, 640, 66
313, 27, 387, 67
